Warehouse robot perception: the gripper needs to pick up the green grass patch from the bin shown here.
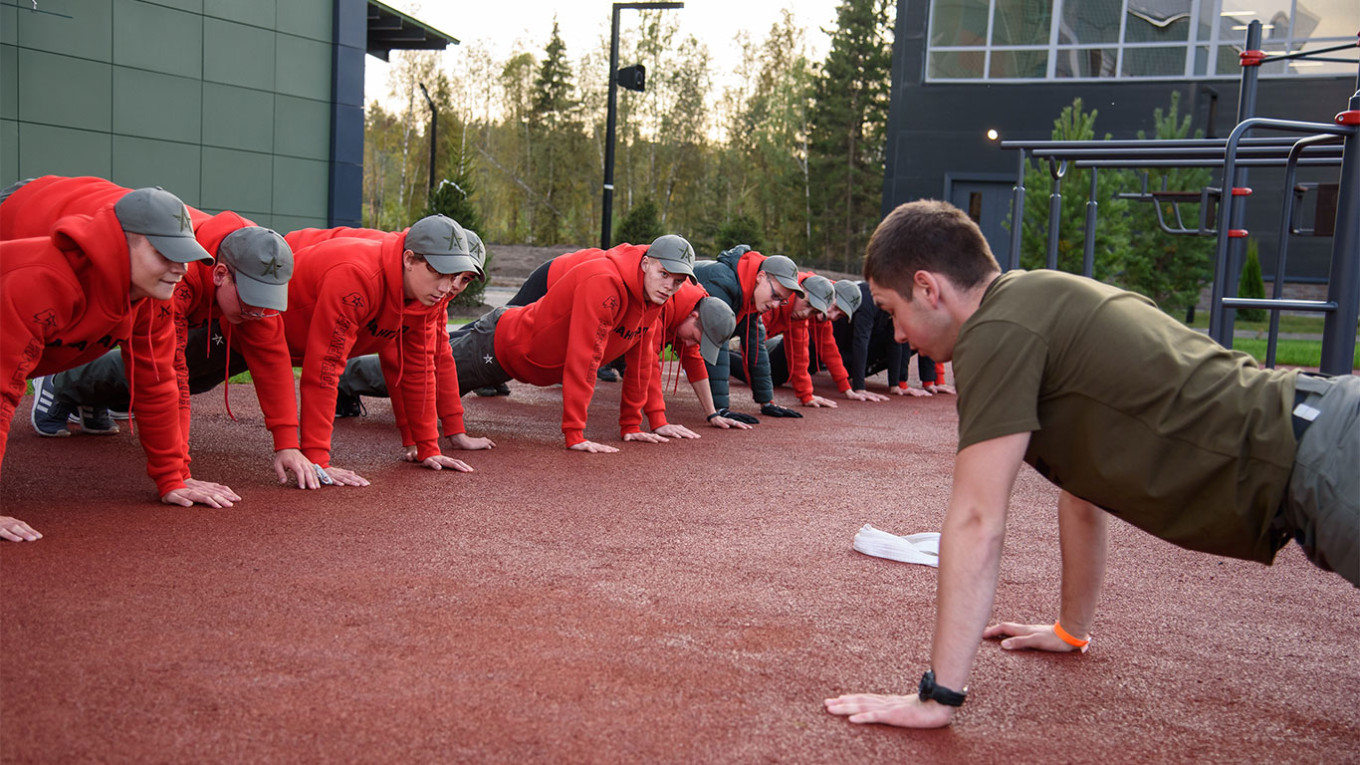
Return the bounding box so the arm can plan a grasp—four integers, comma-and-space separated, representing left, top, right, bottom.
1227, 337, 1360, 368
1185, 313, 1359, 335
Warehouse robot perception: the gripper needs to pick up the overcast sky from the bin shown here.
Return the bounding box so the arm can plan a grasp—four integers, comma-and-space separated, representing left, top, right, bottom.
365, 1, 846, 105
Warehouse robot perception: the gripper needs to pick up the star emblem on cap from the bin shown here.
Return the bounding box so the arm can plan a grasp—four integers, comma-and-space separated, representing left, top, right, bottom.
261, 254, 282, 278
175, 206, 193, 232
446, 226, 459, 252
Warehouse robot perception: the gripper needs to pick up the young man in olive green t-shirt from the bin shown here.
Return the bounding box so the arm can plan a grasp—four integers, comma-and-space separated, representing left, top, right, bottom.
825, 199, 1359, 730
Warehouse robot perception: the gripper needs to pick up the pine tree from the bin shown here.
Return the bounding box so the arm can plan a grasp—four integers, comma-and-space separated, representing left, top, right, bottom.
1015, 98, 1132, 282
1122, 91, 1216, 316
808, 0, 893, 272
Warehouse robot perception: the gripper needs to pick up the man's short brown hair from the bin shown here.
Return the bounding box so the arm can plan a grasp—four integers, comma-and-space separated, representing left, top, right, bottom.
863, 200, 1000, 299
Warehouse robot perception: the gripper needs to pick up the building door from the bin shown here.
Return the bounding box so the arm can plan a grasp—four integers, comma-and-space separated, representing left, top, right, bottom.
949, 179, 1013, 267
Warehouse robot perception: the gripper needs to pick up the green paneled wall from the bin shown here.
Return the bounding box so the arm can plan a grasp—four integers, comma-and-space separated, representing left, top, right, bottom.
0, 0, 334, 226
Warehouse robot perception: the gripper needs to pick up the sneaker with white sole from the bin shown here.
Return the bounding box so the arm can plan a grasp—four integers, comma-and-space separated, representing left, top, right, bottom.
30, 376, 74, 437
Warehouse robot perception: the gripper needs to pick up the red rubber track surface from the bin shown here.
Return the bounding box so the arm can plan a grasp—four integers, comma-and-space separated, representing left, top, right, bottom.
3, 371, 1358, 763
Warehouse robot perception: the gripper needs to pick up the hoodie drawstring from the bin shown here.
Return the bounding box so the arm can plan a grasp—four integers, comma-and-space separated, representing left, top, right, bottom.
222, 322, 237, 422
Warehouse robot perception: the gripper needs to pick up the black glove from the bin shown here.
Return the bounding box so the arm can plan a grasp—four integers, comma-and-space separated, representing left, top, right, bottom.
716, 407, 760, 425
760, 403, 804, 418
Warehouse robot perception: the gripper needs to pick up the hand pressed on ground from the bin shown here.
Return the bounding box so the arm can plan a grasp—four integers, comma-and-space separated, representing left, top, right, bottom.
274, 448, 320, 489
824, 693, 955, 728
0, 516, 42, 542
569, 440, 619, 454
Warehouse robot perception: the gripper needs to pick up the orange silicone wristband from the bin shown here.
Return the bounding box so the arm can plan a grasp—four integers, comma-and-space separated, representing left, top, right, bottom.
1053, 620, 1090, 649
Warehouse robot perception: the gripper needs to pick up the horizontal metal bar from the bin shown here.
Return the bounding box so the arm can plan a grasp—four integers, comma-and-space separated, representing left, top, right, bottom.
1030, 145, 1342, 160
1219, 298, 1338, 312
1073, 157, 1342, 168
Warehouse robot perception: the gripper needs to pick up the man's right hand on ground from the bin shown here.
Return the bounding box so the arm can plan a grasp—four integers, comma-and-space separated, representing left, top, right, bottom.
0, 516, 42, 542
569, 440, 620, 454
824, 693, 956, 729
715, 408, 759, 425
801, 395, 838, 408
891, 385, 932, 397
982, 621, 1089, 653
162, 478, 242, 508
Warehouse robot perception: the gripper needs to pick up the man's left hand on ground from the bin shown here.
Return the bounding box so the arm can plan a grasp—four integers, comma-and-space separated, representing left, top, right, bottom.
761, 403, 803, 418
623, 432, 669, 444
983, 621, 1088, 653
274, 448, 320, 489
445, 433, 496, 451
420, 455, 474, 472
824, 693, 955, 729
653, 423, 701, 439
845, 389, 889, 402
801, 395, 838, 408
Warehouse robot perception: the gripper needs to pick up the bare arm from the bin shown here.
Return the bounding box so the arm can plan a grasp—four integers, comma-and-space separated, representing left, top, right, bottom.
826, 432, 1030, 728
984, 490, 1107, 651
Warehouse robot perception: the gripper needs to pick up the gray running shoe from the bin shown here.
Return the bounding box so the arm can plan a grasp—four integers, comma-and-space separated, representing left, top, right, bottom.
30, 376, 74, 437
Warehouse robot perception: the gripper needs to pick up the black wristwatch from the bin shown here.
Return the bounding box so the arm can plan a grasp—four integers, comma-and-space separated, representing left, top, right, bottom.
918, 670, 967, 707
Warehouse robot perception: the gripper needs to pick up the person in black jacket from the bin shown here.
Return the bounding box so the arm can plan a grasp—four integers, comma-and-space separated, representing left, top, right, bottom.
832, 280, 949, 396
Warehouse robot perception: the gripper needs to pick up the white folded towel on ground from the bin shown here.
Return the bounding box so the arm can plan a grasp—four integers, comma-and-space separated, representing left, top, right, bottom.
852, 524, 941, 567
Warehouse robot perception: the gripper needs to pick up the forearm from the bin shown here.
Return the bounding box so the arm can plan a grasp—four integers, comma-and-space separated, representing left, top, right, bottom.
691, 378, 718, 415
931, 498, 1007, 691
1056, 491, 1108, 637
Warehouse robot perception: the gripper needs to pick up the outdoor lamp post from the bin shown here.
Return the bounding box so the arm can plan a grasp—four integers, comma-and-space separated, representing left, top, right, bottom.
600, 1, 683, 249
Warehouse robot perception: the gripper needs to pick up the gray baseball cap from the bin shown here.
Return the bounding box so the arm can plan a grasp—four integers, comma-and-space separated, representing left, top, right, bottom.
463, 229, 488, 279
695, 296, 736, 365
759, 254, 804, 297
800, 274, 835, 316
404, 214, 478, 275
647, 234, 697, 284
833, 279, 862, 318
218, 227, 293, 312
113, 187, 213, 264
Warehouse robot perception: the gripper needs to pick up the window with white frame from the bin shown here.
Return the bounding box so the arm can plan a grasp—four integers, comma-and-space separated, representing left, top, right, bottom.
926, 0, 1359, 81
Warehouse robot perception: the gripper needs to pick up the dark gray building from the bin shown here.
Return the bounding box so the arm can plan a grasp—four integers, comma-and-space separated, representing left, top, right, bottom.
0, 0, 452, 230
883, 0, 1357, 279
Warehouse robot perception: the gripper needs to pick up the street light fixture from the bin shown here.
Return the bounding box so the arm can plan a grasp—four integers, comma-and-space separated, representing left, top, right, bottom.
600, 2, 683, 249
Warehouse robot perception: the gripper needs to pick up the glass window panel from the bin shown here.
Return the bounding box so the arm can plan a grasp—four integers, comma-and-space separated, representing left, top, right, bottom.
929, 0, 992, 47
1193, 44, 1210, 75
1058, 0, 1123, 44
1216, 41, 1244, 74
992, 0, 1053, 45
928, 49, 989, 78
1126, 0, 1192, 42
989, 48, 1050, 76
1122, 45, 1189, 75
1216, 1, 1294, 42
1054, 46, 1120, 76
1294, 0, 1360, 38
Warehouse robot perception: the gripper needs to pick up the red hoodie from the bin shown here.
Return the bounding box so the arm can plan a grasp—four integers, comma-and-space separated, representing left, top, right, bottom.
494, 244, 662, 446
283, 233, 446, 466
286, 226, 467, 447
620, 281, 710, 435
2, 176, 300, 463
760, 273, 854, 404
0, 208, 188, 495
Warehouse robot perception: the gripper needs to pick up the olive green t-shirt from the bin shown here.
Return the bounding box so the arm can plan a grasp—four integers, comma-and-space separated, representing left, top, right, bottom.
953, 270, 1298, 564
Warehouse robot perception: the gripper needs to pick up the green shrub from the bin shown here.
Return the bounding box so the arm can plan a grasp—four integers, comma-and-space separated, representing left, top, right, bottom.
1236, 238, 1267, 322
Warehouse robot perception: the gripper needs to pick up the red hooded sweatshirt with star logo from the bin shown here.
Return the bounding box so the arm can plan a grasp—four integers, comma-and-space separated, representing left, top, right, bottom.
494, 243, 663, 446
283, 232, 449, 466
761, 272, 853, 404
0, 207, 188, 495
620, 281, 710, 435
1, 176, 301, 466
285, 226, 467, 448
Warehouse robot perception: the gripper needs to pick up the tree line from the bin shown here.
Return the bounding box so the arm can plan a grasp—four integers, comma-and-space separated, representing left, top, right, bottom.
363, 0, 894, 273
